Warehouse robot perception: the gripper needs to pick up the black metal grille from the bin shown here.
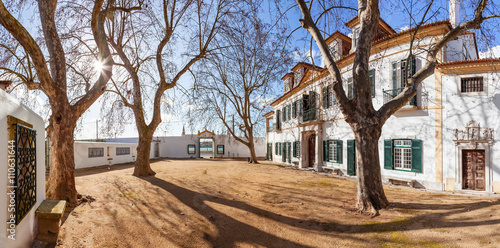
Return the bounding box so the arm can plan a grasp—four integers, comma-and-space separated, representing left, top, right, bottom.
461, 77, 483, 92
15, 124, 37, 224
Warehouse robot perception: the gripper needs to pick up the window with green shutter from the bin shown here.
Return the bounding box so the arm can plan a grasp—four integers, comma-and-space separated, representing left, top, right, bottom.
384, 139, 422, 173
293, 141, 300, 158
347, 140, 356, 176
275, 143, 278, 155
324, 140, 342, 163
292, 101, 297, 118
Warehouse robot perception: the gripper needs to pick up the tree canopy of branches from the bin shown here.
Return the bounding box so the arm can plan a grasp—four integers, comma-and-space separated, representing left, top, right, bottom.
102, 0, 235, 176
0, 0, 116, 203
295, 0, 499, 213
189, 6, 291, 163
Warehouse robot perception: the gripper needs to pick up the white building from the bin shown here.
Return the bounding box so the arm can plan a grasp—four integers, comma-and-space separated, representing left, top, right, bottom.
0, 89, 46, 247
264, 10, 500, 193
74, 129, 266, 169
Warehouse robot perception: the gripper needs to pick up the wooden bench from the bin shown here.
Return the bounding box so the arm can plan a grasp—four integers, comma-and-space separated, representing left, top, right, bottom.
387, 177, 416, 188
35, 200, 66, 243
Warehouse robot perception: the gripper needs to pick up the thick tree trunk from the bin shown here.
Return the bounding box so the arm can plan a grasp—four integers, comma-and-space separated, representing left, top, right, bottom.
133, 132, 156, 176
46, 114, 78, 204
248, 142, 259, 164
354, 126, 389, 214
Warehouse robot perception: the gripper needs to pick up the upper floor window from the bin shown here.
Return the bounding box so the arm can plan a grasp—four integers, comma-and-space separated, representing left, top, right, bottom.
461, 77, 483, 93
347, 78, 353, 100
322, 84, 337, 108
284, 81, 290, 92
353, 28, 360, 47
294, 70, 301, 86
392, 56, 416, 89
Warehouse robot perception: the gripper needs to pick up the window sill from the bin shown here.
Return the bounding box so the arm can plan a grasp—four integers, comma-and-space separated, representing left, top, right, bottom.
459, 92, 487, 97
386, 168, 419, 174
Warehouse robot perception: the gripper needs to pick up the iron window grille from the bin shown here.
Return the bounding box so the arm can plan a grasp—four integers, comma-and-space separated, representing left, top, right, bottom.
116, 147, 130, 155
14, 123, 37, 225
88, 147, 104, 157
461, 77, 483, 93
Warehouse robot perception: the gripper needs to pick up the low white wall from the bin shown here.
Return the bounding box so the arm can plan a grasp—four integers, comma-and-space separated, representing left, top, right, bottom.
159, 135, 200, 158
74, 142, 137, 169
0, 90, 46, 248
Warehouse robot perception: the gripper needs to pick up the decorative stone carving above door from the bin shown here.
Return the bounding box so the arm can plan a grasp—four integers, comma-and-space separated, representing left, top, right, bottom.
453, 121, 494, 143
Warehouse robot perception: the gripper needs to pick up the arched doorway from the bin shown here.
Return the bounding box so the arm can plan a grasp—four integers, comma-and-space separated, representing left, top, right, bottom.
308, 134, 316, 167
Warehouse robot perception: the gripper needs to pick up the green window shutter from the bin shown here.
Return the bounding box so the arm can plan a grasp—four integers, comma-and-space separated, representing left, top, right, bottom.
310, 91, 316, 108
410, 56, 416, 76
336, 140, 343, 163
292, 102, 296, 118
276, 110, 281, 130
287, 142, 291, 162
323, 140, 328, 162
392, 61, 398, 90
369, 69, 375, 98
282, 143, 286, 162
384, 139, 393, 170
288, 105, 291, 120
282, 108, 285, 122
347, 140, 356, 176
322, 87, 328, 108
411, 139, 422, 173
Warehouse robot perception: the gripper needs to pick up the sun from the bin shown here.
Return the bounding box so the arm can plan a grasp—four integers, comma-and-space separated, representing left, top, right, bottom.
94, 60, 104, 73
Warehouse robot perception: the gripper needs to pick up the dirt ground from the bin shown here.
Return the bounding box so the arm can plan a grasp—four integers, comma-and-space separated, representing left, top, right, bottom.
53, 159, 500, 248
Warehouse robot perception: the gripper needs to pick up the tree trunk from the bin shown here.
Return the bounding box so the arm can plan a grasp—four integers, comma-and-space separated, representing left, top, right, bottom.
354, 126, 389, 214
46, 114, 78, 204
133, 132, 156, 176
248, 141, 259, 164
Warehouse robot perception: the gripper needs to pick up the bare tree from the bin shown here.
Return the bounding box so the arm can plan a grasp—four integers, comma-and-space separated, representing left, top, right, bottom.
189, 9, 291, 163
103, 0, 234, 176
295, 0, 499, 213
0, 0, 120, 203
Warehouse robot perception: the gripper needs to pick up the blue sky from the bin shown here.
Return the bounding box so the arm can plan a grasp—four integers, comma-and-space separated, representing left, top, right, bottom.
5, 0, 500, 139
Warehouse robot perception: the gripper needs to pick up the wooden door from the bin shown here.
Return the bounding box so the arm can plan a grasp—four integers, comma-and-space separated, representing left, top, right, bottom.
308, 134, 315, 167
462, 150, 485, 191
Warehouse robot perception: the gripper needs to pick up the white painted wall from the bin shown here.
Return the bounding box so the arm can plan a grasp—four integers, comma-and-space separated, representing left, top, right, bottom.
158, 135, 200, 158
74, 142, 137, 169
0, 90, 46, 248
442, 72, 500, 191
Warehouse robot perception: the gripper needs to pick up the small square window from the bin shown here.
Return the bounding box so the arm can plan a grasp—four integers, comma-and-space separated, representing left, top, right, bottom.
217, 145, 224, 154
461, 77, 483, 93
187, 144, 196, 154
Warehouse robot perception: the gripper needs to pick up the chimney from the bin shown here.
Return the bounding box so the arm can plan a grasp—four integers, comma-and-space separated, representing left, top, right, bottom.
450, 0, 460, 28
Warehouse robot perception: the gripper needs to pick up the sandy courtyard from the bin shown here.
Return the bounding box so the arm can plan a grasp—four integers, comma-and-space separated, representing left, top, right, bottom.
53, 159, 500, 247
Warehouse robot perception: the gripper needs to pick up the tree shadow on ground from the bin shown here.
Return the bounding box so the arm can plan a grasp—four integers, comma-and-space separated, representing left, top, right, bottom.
139, 176, 500, 246
140, 176, 369, 247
